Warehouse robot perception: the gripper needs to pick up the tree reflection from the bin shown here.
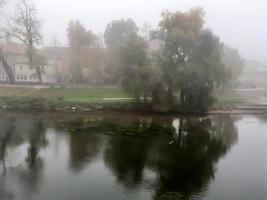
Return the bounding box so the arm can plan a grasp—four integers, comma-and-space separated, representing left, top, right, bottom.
104, 135, 150, 187
69, 132, 102, 173
0, 116, 16, 200
25, 118, 48, 169
59, 118, 103, 173
103, 119, 174, 188
0, 117, 15, 175
0, 115, 49, 199
0, 112, 238, 200
15, 117, 48, 199
103, 115, 238, 199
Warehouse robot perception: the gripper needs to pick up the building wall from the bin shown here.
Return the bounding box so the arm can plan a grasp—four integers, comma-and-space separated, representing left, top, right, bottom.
15, 63, 58, 84
0, 53, 27, 83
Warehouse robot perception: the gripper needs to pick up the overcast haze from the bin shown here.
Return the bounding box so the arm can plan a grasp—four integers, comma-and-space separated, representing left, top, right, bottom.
33, 0, 267, 61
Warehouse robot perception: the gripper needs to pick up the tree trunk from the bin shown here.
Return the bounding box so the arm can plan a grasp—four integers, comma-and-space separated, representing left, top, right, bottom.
180, 83, 186, 106
36, 69, 42, 84
0, 53, 15, 84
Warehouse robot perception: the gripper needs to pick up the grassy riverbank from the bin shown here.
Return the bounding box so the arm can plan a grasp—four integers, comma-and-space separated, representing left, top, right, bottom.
0, 86, 247, 112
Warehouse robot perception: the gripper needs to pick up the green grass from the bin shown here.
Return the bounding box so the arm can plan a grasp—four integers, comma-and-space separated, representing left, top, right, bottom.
0, 86, 131, 103
38, 88, 130, 100
0, 86, 249, 112
212, 96, 248, 110
0, 86, 141, 111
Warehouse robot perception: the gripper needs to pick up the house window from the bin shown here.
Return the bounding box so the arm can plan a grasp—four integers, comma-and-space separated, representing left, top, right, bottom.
24, 75, 27, 80
16, 75, 20, 80
20, 66, 23, 70
20, 75, 23, 80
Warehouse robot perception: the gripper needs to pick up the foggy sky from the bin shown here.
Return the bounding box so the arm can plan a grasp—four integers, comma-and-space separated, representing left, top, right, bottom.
34, 0, 267, 61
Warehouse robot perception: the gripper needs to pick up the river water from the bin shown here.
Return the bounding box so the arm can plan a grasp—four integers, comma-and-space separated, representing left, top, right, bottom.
0, 111, 266, 200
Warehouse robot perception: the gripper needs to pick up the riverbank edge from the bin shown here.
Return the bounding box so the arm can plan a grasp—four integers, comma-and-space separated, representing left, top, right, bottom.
0, 96, 266, 115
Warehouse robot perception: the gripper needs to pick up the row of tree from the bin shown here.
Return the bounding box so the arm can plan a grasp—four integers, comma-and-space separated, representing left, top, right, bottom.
65, 9, 244, 111
100, 9, 244, 111
0, 0, 244, 111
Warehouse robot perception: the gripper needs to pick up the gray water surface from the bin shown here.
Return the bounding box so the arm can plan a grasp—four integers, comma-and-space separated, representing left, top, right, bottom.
0, 112, 266, 200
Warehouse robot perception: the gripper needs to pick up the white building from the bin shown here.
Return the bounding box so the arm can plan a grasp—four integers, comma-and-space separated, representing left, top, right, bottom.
0, 42, 25, 83
15, 62, 58, 84
0, 41, 58, 84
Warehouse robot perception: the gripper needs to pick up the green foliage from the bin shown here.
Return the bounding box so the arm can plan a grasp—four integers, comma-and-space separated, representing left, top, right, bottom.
192, 30, 228, 87
150, 8, 206, 110
68, 20, 97, 49
26, 48, 47, 72
119, 37, 153, 101
110, 9, 230, 112
10, 0, 43, 83
178, 29, 227, 111
104, 18, 139, 82
149, 8, 228, 112
104, 18, 138, 50
67, 20, 97, 82
180, 62, 214, 111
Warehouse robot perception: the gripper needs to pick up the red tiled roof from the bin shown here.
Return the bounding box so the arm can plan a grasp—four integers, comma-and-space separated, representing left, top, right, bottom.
0, 42, 26, 55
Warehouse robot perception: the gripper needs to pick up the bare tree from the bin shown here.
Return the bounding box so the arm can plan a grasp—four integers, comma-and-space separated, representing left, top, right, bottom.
0, 0, 15, 83
9, 0, 44, 83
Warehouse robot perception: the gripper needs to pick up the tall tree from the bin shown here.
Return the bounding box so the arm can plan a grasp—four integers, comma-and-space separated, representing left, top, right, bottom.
9, 0, 44, 83
67, 20, 97, 82
119, 36, 152, 101
149, 8, 229, 111
178, 29, 227, 111
150, 8, 205, 110
104, 18, 138, 82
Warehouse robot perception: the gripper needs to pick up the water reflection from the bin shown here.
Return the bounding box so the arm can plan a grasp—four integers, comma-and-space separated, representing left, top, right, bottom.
18, 117, 48, 198
0, 116, 16, 200
0, 112, 238, 200
150, 116, 238, 200
68, 119, 102, 173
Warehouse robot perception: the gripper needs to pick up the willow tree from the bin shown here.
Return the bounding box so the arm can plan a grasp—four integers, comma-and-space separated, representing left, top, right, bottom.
151, 8, 227, 111
9, 0, 44, 83
152, 8, 205, 109
178, 29, 227, 111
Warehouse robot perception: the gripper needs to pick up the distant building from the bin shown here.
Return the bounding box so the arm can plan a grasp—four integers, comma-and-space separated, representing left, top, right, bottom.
0, 41, 59, 84
42, 46, 105, 84
14, 61, 58, 84
0, 42, 25, 83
